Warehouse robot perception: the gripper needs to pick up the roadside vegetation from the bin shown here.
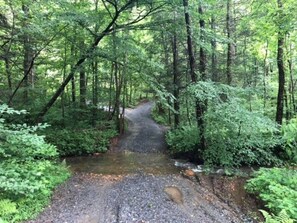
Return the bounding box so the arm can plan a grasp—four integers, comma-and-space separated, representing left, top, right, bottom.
0, 105, 69, 222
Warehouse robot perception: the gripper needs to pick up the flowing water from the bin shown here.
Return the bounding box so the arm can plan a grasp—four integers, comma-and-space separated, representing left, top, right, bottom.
66, 151, 181, 175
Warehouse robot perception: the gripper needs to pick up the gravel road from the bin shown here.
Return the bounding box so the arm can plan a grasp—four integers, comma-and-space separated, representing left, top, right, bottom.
26, 102, 249, 223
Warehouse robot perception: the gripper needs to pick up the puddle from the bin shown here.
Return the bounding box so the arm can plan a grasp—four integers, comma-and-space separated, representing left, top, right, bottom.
66, 152, 181, 175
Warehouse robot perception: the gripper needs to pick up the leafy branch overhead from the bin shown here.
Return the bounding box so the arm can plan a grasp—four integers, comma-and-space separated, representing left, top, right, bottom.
37, 0, 164, 120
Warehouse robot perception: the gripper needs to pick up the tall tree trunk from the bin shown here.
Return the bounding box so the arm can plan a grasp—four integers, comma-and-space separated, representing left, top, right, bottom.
172, 25, 180, 128
22, 4, 34, 102
263, 41, 269, 111
183, 0, 196, 83
108, 62, 114, 114
198, 1, 207, 150
93, 61, 99, 106
288, 38, 296, 114
210, 15, 217, 82
284, 89, 289, 120
199, 3, 206, 81
70, 44, 76, 103
226, 0, 233, 85
79, 68, 86, 108
183, 0, 206, 152
275, 0, 285, 125
5, 57, 12, 92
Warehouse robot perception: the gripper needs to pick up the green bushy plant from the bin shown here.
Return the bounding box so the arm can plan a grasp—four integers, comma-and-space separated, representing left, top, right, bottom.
151, 103, 169, 125
260, 210, 294, 223
166, 82, 281, 167
0, 104, 70, 222
245, 167, 297, 220
45, 128, 117, 156
203, 99, 281, 166
166, 126, 199, 153
281, 118, 297, 163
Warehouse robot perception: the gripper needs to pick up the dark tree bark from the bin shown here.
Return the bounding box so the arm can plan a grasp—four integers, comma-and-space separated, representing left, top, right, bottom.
70, 44, 76, 103
226, 0, 233, 85
263, 41, 269, 111
275, 0, 285, 125
71, 77, 76, 103
210, 15, 217, 82
289, 58, 295, 113
172, 26, 180, 128
183, 0, 196, 82
4, 57, 12, 92
79, 68, 87, 108
183, 0, 206, 152
92, 61, 99, 106
199, 3, 206, 81
197, 1, 206, 151
22, 4, 34, 102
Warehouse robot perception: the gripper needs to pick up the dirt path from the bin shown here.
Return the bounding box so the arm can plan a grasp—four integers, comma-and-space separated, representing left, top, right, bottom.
114, 101, 167, 153
27, 102, 250, 223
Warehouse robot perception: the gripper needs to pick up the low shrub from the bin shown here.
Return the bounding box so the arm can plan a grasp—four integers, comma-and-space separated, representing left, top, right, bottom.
0, 104, 70, 222
151, 103, 169, 125
45, 128, 117, 156
245, 167, 297, 220
281, 117, 297, 164
166, 126, 199, 153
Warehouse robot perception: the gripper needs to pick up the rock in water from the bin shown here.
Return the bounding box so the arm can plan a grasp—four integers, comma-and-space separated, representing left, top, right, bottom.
184, 169, 196, 177
164, 186, 183, 204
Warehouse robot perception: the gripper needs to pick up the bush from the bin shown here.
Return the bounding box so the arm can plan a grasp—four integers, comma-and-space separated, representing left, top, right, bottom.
203, 99, 281, 166
151, 103, 169, 125
45, 128, 117, 156
166, 126, 199, 153
0, 104, 70, 222
166, 82, 282, 167
281, 118, 297, 164
245, 167, 297, 220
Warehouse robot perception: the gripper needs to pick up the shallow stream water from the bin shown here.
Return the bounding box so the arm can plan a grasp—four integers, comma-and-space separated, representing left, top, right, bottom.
66, 151, 181, 175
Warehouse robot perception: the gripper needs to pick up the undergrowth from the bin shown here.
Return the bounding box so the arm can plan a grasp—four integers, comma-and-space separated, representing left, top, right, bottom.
0, 104, 70, 222
245, 167, 297, 221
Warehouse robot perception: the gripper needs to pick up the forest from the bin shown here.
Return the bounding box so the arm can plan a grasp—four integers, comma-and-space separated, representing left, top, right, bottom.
0, 0, 296, 222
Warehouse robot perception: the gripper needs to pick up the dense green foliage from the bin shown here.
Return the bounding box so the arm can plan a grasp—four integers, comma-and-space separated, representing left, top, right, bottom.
45, 128, 117, 156
0, 105, 69, 222
260, 210, 294, 223
166, 82, 282, 166
245, 167, 297, 220
281, 118, 297, 163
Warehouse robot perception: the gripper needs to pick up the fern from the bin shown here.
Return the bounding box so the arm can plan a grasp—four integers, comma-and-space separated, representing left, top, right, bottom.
0, 199, 17, 219
260, 210, 294, 223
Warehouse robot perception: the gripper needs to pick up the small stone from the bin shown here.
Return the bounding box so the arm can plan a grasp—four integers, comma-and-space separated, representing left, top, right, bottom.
164, 186, 183, 204
184, 169, 196, 177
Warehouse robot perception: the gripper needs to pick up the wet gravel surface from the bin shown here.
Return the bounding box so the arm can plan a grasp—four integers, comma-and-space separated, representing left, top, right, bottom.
26, 102, 250, 223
